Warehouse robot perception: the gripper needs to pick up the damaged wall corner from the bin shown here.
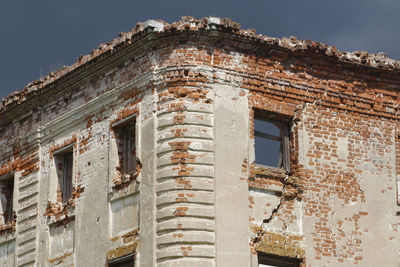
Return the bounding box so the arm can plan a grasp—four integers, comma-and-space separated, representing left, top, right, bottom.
0, 16, 399, 267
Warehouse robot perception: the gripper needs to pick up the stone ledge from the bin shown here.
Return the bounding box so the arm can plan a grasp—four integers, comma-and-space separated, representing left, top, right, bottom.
0, 222, 15, 245
252, 229, 305, 260
249, 165, 301, 198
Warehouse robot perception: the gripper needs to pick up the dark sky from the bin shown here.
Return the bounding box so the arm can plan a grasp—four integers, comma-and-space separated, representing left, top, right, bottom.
1, 0, 399, 99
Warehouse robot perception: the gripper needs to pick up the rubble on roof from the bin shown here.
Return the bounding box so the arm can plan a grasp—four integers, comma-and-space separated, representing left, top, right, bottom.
1, 16, 399, 114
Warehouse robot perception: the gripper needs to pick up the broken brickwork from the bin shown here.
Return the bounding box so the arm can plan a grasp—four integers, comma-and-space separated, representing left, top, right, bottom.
0, 16, 399, 266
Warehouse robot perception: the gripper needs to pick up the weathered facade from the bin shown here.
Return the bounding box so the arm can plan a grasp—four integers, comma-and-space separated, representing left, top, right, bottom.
0, 16, 399, 266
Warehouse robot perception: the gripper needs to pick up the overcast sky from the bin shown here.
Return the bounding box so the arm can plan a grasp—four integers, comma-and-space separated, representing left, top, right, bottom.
1, 0, 399, 99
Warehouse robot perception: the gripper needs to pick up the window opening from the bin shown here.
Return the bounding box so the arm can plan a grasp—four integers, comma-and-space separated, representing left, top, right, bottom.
122, 124, 136, 174
54, 147, 73, 203
113, 118, 136, 176
108, 253, 134, 267
254, 115, 290, 172
258, 253, 301, 267
0, 174, 14, 224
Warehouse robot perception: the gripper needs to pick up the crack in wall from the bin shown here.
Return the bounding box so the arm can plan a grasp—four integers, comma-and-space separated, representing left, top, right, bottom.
251, 174, 301, 244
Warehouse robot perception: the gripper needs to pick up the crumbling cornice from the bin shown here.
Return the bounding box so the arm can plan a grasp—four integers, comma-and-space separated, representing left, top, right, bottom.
2, 15, 400, 116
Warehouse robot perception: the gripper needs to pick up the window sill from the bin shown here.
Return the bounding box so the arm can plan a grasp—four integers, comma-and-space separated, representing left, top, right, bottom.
45, 201, 76, 226
249, 164, 300, 198
112, 172, 137, 188
109, 178, 139, 202
110, 161, 141, 201
253, 164, 288, 178
0, 221, 16, 243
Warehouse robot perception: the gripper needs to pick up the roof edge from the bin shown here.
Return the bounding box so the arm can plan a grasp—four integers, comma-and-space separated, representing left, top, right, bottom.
2, 15, 400, 114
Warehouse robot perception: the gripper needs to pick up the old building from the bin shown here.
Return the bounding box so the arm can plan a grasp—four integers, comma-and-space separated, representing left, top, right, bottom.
0, 16, 399, 266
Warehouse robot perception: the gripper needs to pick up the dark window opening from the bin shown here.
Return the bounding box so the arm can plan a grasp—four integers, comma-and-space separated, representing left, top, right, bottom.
258, 253, 301, 267
54, 148, 73, 203
115, 121, 136, 175
254, 115, 290, 172
108, 253, 134, 267
0, 174, 14, 224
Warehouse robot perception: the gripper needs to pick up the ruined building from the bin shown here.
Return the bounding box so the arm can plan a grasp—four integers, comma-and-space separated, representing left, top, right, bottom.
0, 16, 399, 267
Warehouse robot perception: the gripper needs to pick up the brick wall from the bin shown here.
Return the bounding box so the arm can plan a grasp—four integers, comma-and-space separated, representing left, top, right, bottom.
0, 17, 398, 266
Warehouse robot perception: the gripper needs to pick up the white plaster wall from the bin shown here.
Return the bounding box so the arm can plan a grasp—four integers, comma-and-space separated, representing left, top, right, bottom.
0, 240, 15, 266
214, 84, 252, 267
